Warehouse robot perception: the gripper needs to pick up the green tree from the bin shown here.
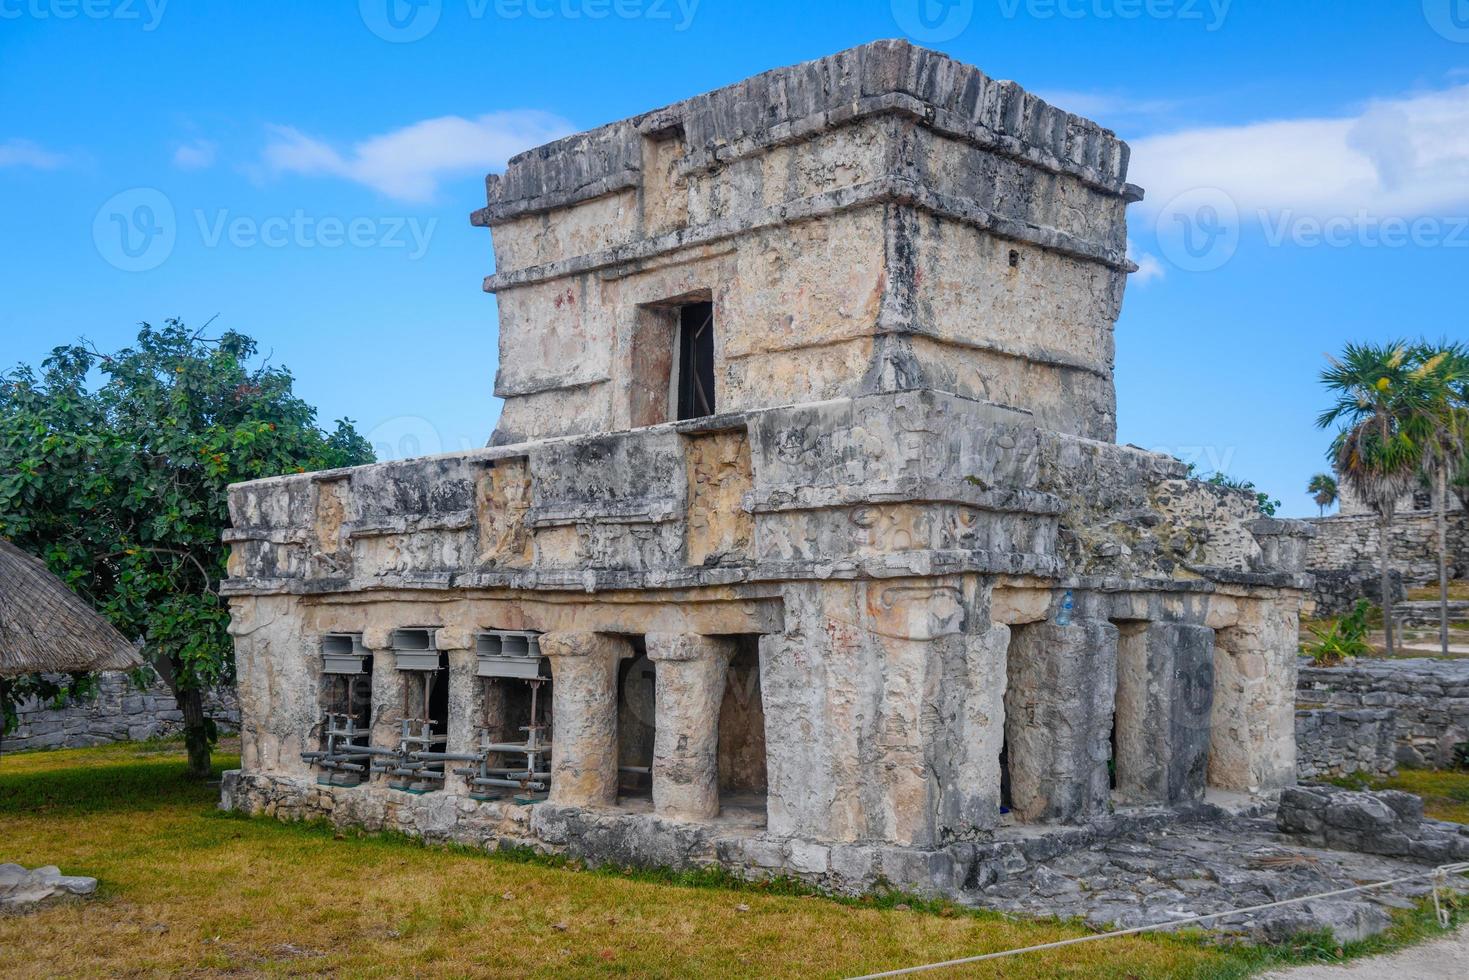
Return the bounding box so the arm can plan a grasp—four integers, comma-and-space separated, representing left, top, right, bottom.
1307, 473, 1339, 517
1318, 342, 1435, 657
1409, 342, 1468, 657
0, 320, 373, 775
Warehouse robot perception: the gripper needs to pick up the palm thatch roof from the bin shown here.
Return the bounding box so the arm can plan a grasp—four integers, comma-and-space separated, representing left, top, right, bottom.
0, 540, 141, 678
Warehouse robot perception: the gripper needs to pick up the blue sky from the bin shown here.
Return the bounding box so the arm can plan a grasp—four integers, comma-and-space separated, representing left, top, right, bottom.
2, 1, 1466, 516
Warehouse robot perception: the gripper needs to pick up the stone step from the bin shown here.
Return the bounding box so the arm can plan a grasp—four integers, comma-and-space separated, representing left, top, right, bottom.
1391, 599, 1469, 628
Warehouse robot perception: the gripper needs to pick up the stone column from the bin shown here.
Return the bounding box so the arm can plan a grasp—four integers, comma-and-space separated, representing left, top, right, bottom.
645, 633, 737, 821
228, 595, 313, 776
936, 623, 1011, 837
363, 626, 403, 768
437, 628, 479, 795
1210, 598, 1299, 794
1004, 619, 1118, 823
1114, 622, 1215, 805
540, 632, 634, 807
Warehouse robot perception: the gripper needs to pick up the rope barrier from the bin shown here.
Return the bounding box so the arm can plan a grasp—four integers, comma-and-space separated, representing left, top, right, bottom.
849, 861, 1469, 979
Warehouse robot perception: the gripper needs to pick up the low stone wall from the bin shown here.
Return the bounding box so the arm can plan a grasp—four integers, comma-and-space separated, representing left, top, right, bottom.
1279, 785, 1469, 864
1304, 511, 1467, 616
1294, 708, 1396, 781
221, 770, 1262, 900
0, 671, 239, 753
1297, 658, 1469, 768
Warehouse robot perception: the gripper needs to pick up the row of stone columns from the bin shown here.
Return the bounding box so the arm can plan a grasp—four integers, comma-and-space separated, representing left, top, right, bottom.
1003, 609, 1294, 825
539, 631, 736, 820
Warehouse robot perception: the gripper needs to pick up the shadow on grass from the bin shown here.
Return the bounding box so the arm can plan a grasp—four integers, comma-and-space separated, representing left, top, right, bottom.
0, 756, 234, 816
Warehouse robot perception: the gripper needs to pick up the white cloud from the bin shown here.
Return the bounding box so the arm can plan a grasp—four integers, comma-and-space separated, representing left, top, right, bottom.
1126, 239, 1165, 284
0, 139, 67, 170
172, 139, 217, 171
258, 111, 574, 202
1129, 83, 1469, 219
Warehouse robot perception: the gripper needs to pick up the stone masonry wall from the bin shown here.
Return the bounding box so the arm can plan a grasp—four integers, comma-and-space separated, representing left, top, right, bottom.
1294, 707, 1396, 781
1297, 657, 1469, 768
1304, 511, 1468, 616
0, 670, 239, 753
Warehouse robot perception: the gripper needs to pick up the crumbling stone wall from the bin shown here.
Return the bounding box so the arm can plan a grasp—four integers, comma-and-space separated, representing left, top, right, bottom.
1304, 511, 1467, 616
1294, 707, 1396, 781
1, 671, 239, 753
1297, 658, 1469, 767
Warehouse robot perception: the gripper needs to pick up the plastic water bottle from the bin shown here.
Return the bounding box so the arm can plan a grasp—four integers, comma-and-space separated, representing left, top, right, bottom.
1055, 589, 1074, 626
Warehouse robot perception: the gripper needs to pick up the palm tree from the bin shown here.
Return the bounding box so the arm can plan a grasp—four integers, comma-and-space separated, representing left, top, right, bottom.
1318, 342, 1434, 656
1411, 342, 1469, 656
1307, 473, 1338, 516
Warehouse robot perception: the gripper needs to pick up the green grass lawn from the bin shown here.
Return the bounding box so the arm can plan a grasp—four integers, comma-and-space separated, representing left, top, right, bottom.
0, 742, 1460, 978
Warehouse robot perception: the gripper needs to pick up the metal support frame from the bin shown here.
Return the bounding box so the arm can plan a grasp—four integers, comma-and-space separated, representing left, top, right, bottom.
452, 676, 552, 802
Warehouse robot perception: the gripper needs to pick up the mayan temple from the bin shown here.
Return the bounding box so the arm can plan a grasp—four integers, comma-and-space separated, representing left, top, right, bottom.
220, 40, 1315, 896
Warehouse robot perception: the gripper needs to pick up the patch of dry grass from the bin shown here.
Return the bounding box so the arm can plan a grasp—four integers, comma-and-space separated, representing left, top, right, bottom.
1405, 582, 1469, 601
0, 742, 1454, 978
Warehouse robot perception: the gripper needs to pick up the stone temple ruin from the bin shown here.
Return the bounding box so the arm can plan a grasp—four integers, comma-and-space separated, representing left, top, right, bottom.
221, 41, 1320, 900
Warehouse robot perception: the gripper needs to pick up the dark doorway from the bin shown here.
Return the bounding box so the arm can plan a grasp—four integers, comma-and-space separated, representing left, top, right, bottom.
675, 301, 715, 420
426, 650, 450, 738
617, 638, 656, 799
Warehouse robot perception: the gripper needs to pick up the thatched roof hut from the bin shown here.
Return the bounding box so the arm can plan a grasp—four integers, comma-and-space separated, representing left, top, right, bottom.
0, 540, 141, 678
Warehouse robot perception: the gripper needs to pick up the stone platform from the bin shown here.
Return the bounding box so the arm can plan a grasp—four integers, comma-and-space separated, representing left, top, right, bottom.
223, 769, 1465, 943
979, 811, 1465, 943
